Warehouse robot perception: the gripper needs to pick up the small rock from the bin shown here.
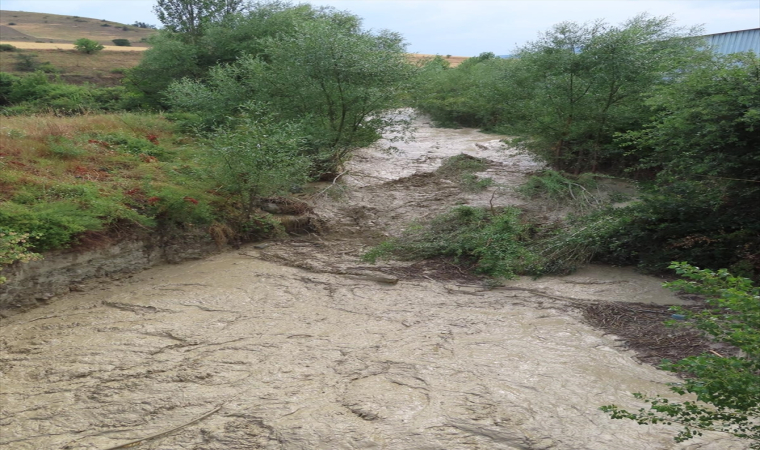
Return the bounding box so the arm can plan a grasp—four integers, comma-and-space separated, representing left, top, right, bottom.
253, 243, 270, 249
69, 284, 86, 292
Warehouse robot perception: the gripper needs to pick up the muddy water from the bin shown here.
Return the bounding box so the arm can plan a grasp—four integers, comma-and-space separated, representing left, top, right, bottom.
0, 113, 745, 449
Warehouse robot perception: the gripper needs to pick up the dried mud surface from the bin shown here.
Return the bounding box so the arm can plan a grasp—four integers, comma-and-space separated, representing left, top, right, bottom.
0, 113, 747, 449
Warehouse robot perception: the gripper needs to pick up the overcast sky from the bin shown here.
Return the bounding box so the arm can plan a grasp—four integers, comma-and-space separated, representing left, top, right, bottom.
2, 0, 758, 55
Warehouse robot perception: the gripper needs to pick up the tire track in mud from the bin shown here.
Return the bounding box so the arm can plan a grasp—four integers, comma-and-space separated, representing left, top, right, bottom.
0, 113, 747, 449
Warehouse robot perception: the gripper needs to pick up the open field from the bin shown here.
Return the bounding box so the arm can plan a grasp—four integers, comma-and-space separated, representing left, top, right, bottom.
0, 47, 144, 85
0, 41, 147, 51
0, 10, 156, 46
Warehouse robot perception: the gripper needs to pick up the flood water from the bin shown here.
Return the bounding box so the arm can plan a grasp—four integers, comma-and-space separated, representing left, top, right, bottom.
0, 113, 746, 449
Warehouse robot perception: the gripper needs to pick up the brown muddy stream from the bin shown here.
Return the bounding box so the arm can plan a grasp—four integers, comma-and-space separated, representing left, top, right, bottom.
0, 113, 747, 449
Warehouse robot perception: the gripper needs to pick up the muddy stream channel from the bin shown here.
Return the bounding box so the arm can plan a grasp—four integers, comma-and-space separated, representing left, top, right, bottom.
0, 113, 747, 449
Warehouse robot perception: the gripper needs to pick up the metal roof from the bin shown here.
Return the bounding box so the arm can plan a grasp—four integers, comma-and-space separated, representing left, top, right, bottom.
704, 28, 759, 55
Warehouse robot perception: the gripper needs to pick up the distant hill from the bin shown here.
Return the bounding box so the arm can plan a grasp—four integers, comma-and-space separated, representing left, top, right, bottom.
0, 10, 156, 47
408, 54, 468, 67
0, 10, 469, 85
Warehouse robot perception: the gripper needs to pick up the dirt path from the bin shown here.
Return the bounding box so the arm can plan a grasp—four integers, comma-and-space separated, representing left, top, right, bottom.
0, 112, 746, 449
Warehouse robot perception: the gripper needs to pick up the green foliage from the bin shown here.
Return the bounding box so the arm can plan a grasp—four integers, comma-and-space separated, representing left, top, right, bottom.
153, 0, 245, 38
0, 202, 104, 252
529, 208, 630, 274
413, 14, 706, 174
602, 262, 760, 447
202, 105, 312, 212
586, 54, 760, 274
363, 206, 540, 279
73, 38, 105, 55
437, 154, 493, 192
412, 52, 513, 129
92, 132, 166, 158
517, 170, 602, 212
0, 72, 20, 106
144, 185, 215, 226
112, 38, 131, 46
437, 153, 488, 176
47, 136, 87, 158
0, 44, 17, 52
14, 53, 40, 72
0, 74, 135, 115
507, 15, 706, 173
162, 3, 416, 174
0, 230, 42, 285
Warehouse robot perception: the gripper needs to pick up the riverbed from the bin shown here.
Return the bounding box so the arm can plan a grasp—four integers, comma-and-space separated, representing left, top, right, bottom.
0, 113, 745, 449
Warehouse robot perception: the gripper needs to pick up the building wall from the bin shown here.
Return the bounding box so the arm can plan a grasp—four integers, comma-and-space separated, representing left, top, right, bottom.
704, 28, 760, 54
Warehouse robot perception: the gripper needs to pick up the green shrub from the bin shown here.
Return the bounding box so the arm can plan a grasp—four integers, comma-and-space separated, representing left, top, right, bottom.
92, 131, 166, 158
437, 153, 488, 177
112, 38, 131, 47
0, 72, 20, 106
47, 137, 87, 158
0, 230, 42, 284
7, 71, 51, 103
14, 53, 40, 72
145, 185, 214, 227
0, 202, 104, 252
436, 154, 494, 192
364, 206, 540, 279
0, 44, 16, 52
517, 170, 602, 212
203, 106, 312, 212
73, 38, 104, 54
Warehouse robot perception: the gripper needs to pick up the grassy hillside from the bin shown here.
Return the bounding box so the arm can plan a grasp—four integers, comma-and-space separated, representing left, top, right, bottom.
0, 10, 156, 46
0, 48, 144, 85
0, 11, 152, 85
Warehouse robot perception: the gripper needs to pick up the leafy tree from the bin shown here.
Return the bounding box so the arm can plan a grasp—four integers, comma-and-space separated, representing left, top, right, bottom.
153, 0, 245, 38
602, 262, 760, 447
127, 1, 337, 107
412, 52, 517, 128
202, 104, 311, 214
73, 38, 105, 54
164, 12, 416, 173
600, 52, 760, 274
506, 14, 705, 173
256, 20, 415, 171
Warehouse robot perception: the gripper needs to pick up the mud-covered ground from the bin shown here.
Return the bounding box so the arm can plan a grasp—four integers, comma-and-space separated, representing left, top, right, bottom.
0, 112, 747, 449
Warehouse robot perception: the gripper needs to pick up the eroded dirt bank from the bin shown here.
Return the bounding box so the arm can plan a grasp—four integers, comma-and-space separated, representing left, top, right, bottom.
0, 113, 746, 449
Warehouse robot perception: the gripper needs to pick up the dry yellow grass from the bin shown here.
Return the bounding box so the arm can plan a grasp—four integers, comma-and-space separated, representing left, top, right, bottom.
0, 10, 155, 46
0, 48, 145, 85
0, 41, 147, 51
408, 53, 469, 68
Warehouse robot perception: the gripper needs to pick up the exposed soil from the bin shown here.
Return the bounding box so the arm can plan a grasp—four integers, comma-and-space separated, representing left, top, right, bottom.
0, 112, 747, 449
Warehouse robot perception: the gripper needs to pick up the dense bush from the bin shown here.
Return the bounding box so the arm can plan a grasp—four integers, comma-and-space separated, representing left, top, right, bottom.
0, 72, 135, 114
364, 206, 540, 279
201, 105, 312, 214
159, 1, 415, 175
0, 201, 105, 252
112, 38, 131, 46
0, 44, 16, 52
